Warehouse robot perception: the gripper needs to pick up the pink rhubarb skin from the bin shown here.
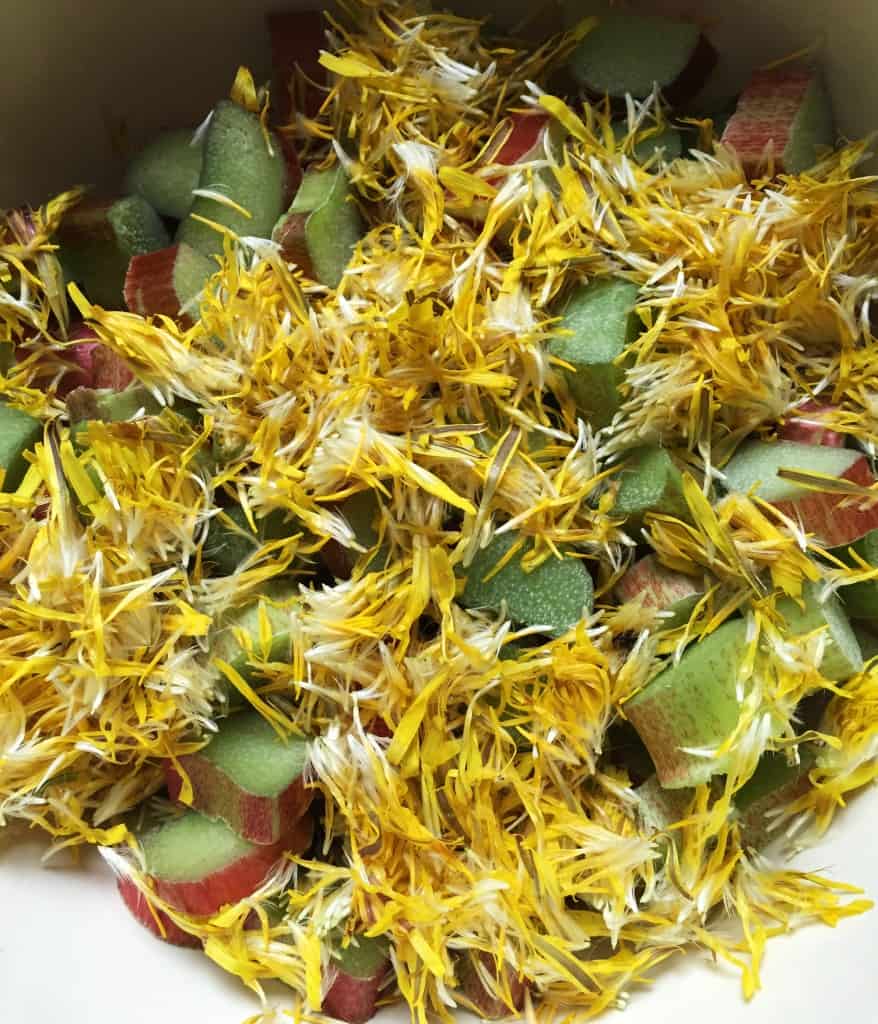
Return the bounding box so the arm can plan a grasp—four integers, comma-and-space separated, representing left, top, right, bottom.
614, 554, 700, 610
149, 812, 313, 916
165, 758, 314, 846
778, 402, 845, 447
774, 454, 878, 547
721, 68, 815, 175
116, 876, 202, 947
124, 245, 186, 319
323, 963, 391, 1024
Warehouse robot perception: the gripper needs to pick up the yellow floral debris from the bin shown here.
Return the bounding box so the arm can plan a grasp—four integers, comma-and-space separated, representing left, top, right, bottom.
3, 2, 878, 1022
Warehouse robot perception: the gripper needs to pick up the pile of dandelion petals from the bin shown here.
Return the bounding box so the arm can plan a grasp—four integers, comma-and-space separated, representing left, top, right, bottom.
3, 2, 878, 1020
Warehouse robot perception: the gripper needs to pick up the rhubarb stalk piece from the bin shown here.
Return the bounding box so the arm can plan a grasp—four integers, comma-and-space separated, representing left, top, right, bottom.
177, 100, 289, 260
125, 128, 204, 221
165, 711, 312, 845
838, 530, 878, 620
625, 619, 749, 788
734, 749, 814, 847
272, 164, 364, 288
721, 67, 834, 176
460, 531, 593, 638
548, 277, 640, 429
323, 934, 391, 1024
0, 402, 41, 492
456, 952, 527, 1019
778, 402, 844, 447
124, 242, 214, 319
776, 580, 863, 681
61, 324, 133, 396
121, 807, 313, 917
612, 446, 689, 525
614, 553, 703, 627
567, 12, 717, 105
202, 504, 298, 576
116, 878, 202, 948
612, 122, 683, 165
320, 490, 389, 580
722, 440, 878, 547
56, 195, 169, 309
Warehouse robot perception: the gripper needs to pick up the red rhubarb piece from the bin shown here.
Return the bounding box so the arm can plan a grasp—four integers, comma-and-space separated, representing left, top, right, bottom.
458, 952, 527, 1019
778, 402, 845, 448
124, 243, 213, 321
116, 876, 201, 947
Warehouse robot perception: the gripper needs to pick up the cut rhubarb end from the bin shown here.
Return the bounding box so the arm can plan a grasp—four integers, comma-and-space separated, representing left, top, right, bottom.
721, 67, 834, 176
457, 952, 527, 1020
125, 128, 204, 222
117, 876, 201, 947
140, 807, 313, 916
777, 580, 862, 682
568, 13, 715, 104
778, 402, 844, 447
626, 619, 749, 788
124, 243, 212, 320
324, 936, 391, 1024
164, 711, 312, 845
267, 10, 326, 124
612, 446, 689, 524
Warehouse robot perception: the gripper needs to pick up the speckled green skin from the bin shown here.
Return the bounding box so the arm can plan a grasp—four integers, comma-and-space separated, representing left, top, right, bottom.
548, 278, 640, 429
126, 128, 204, 221
836, 530, 878, 620
626, 619, 748, 788
568, 12, 700, 99
177, 101, 287, 259
461, 531, 593, 637
776, 580, 862, 681
58, 195, 169, 309
0, 402, 41, 492
613, 446, 688, 523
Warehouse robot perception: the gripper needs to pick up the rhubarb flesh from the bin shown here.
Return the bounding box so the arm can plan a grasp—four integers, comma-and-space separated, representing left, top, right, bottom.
57, 195, 169, 309
460, 531, 593, 637
721, 68, 833, 176
133, 807, 313, 916
567, 13, 716, 103
626, 619, 749, 788
177, 101, 289, 259
125, 128, 204, 221
165, 711, 312, 845
548, 277, 640, 429
273, 165, 364, 288
0, 402, 42, 492
776, 580, 863, 681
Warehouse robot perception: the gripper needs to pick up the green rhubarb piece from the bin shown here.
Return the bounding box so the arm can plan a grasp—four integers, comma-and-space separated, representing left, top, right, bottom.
626, 619, 749, 788
836, 530, 878, 620
461, 531, 593, 637
211, 580, 298, 685
198, 712, 309, 797
0, 402, 41, 492
612, 123, 683, 164
275, 164, 363, 288
125, 129, 204, 221
58, 195, 169, 308
734, 748, 814, 846
776, 580, 862, 682
853, 624, 878, 661
635, 775, 692, 835
613, 446, 688, 523
332, 933, 391, 979
567, 12, 704, 100
67, 384, 163, 426
177, 101, 287, 259
203, 505, 297, 576
548, 277, 640, 429
140, 808, 254, 882
722, 440, 859, 503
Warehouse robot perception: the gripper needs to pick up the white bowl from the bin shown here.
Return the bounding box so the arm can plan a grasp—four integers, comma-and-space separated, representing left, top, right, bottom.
2, 2, 877, 1022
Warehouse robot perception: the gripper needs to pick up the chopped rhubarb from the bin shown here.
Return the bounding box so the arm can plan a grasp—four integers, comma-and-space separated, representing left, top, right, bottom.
778, 402, 844, 447
721, 67, 834, 176
125, 128, 204, 221
323, 934, 391, 1024
116, 876, 201, 947
457, 952, 527, 1019
164, 711, 312, 845
127, 806, 313, 916
614, 554, 704, 627
0, 402, 42, 492
124, 243, 213, 320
